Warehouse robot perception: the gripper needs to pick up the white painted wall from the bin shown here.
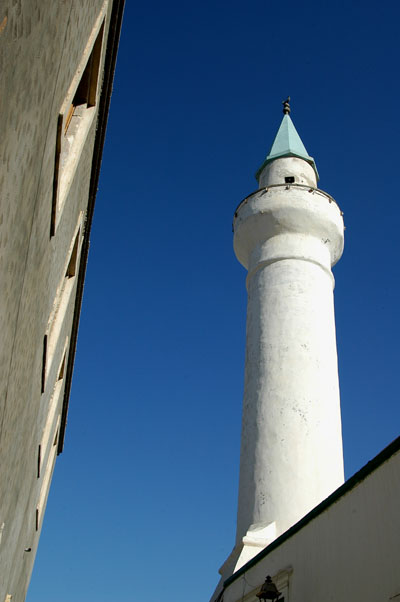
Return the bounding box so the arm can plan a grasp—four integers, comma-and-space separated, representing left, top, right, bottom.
258, 156, 316, 188
222, 444, 400, 602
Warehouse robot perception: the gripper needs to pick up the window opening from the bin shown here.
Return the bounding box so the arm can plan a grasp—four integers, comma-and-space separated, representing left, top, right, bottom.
66, 228, 80, 278
41, 335, 47, 393
37, 445, 41, 478
45, 218, 82, 383
53, 428, 59, 447
36, 416, 60, 532
51, 7, 106, 236
40, 345, 67, 478
58, 353, 66, 381
63, 22, 104, 137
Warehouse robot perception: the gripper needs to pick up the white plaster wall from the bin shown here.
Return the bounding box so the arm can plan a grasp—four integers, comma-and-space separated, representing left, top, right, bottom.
223, 445, 400, 602
233, 176, 345, 547
258, 156, 317, 188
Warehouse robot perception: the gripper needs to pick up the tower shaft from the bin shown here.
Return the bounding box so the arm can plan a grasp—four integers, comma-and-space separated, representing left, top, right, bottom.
236, 226, 344, 544
233, 158, 345, 564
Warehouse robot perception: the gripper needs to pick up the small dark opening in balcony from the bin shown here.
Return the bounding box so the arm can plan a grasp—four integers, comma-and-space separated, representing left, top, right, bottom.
285, 176, 295, 183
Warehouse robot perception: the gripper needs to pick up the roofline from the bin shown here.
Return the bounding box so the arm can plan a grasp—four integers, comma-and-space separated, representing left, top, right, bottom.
58, 0, 126, 453
224, 435, 400, 588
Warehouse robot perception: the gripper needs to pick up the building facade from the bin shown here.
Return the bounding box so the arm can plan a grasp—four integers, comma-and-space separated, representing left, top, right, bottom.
0, 2, 124, 599
218, 438, 400, 602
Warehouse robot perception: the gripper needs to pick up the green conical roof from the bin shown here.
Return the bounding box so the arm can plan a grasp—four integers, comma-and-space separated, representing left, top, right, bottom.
255, 114, 319, 181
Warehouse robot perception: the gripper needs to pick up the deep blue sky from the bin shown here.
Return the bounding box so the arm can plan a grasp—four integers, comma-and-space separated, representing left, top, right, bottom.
28, 1, 400, 601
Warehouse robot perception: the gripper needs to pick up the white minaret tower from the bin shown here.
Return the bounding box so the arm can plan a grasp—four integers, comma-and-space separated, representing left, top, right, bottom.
217, 100, 345, 585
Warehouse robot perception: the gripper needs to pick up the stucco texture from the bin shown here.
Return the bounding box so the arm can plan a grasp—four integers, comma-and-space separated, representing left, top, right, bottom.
0, 2, 114, 599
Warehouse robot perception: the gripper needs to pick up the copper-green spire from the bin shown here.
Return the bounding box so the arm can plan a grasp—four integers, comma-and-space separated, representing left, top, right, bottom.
255, 99, 319, 181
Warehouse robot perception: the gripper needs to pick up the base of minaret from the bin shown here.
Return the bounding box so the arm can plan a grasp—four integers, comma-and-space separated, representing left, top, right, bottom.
210, 522, 277, 601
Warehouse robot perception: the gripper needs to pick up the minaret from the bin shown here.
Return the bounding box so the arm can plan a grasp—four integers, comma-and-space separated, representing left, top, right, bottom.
219, 100, 345, 582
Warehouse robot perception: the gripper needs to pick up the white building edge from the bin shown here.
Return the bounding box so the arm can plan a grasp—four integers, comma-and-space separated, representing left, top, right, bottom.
217, 436, 400, 602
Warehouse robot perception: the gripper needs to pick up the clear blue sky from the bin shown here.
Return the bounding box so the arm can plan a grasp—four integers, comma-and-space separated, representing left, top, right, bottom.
28, 1, 400, 600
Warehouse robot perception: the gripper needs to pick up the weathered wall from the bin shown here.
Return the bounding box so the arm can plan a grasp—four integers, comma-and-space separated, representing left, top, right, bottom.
0, 2, 115, 599
229, 162, 345, 574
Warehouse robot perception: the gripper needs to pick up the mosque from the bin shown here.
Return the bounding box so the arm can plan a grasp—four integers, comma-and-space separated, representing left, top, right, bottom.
210, 100, 400, 602
1, 3, 399, 598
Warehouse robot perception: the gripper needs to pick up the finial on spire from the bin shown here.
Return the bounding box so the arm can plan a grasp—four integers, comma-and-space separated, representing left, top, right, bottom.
282, 96, 291, 115
255, 98, 319, 181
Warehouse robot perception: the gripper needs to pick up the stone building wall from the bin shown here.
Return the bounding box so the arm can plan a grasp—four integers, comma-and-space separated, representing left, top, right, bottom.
0, 2, 122, 599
